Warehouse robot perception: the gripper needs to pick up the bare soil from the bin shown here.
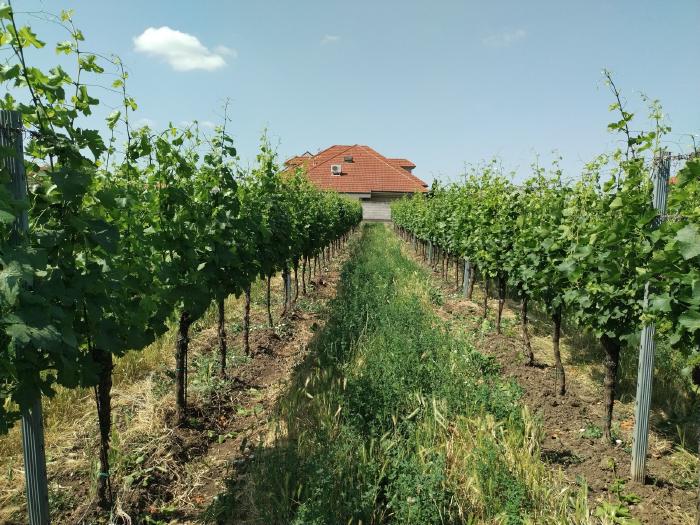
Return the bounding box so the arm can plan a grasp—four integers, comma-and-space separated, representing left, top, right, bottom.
0, 244, 351, 525
132, 258, 348, 525
402, 240, 696, 525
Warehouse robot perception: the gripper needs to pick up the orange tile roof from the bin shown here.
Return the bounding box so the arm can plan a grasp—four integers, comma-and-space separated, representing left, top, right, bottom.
285, 151, 313, 167
284, 145, 428, 194
388, 158, 416, 169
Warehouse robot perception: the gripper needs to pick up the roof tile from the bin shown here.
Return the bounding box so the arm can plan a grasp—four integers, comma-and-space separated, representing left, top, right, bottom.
285, 145, 427, 194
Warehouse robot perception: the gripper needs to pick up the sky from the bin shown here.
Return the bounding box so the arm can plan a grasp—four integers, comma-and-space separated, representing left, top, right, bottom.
7, 0, 700, 183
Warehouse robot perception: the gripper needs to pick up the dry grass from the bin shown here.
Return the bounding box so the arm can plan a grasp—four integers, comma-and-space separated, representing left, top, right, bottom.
0, 270, 292, 523
398, 234, 699, 525
446, 407, 591, 524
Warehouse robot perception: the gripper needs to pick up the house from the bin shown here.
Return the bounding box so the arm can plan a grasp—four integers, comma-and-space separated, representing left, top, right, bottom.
285, 145, 428, 221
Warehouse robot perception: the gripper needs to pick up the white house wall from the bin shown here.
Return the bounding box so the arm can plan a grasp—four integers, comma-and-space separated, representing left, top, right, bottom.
340, 192, 411, 221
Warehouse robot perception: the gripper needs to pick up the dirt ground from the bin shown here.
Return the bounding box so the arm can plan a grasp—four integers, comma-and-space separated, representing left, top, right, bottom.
140, 255, 348, 525
401, 237, 697, 525
3, 230, 695, 524
164, 264, 348, 524
0, 240, 352, 525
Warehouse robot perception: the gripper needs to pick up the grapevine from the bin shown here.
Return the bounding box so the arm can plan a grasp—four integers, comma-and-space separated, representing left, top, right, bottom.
392, 93, 700, 442
0, 5, 361, 514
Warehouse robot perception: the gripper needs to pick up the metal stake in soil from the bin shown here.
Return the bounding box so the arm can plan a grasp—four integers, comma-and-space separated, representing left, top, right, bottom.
631, 151, 670, 483
286, 269, 293, 308
1, 109, 50, 525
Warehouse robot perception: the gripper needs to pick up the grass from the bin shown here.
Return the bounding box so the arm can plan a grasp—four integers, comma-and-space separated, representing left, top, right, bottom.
510, 288, 700, 444
404, 236, 699, 523
206, 224, 591, 524
455, 269, 700, 456
0, 265, 298, 523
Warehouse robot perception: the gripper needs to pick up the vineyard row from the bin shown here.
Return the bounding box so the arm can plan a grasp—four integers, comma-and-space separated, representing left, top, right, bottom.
0, 6, 363, 517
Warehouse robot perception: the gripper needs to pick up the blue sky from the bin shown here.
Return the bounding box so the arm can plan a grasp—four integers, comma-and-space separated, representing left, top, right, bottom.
9, 0, 700, 183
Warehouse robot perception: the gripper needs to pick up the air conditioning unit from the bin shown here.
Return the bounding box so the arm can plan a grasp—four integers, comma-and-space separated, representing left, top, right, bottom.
331, 164, 342, 175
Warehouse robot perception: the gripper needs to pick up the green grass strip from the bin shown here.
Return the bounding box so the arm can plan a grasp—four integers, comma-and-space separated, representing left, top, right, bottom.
206, 224, 590, 525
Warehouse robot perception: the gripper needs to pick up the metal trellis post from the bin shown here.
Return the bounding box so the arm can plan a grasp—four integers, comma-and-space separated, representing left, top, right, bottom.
1, 110, 50, 524
630, 151, 671, 484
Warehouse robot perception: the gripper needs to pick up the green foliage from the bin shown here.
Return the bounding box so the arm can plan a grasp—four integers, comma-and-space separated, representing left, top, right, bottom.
391, 82, 700, 434
474, 439, 530, 523
594, 467, 641, 525
649, 158, 700, 349
0, 6, 362, 434
510, 161, 571, 314
207, 225, 587, 524
594, 501, 640, 525
580, 423, 603, 440
559, 155, 653, 348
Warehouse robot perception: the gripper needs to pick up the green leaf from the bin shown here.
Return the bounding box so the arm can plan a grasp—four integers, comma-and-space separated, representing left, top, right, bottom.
0, 208, 14, 223
556, 259, 576, 275
55, 41, 73, 55
17, 26, 45, 49
106, 110, 121, 130
0, 30, 13, 46
0, 64, 21, 82
679, 310, 700, 332
650, 294, 671, 313
78, 54, 105, 73
675, 225, 700, 260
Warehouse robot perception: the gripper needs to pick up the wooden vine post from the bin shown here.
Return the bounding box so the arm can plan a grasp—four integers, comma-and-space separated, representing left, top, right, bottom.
285, 269, 293, 309
630, 151, 670, 483
463, 258, 471, 297
1, 110, 50, 524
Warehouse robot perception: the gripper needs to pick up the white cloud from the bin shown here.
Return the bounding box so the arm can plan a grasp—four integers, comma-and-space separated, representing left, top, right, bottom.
321, 34, 340, 45
214, 45, 237, 57
133, 26, 234, 71
481, 29, 527, 48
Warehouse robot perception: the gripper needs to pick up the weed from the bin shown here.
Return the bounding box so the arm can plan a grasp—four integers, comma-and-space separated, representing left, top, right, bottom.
206, 225, 590, 524
428, 285, 444, 306
668, 446, 700, 489
594, 461, 641, 524
47, 482, 77, 514
580, 423, 603, 440
594, 501, 641, 525
474, 439, 529, 523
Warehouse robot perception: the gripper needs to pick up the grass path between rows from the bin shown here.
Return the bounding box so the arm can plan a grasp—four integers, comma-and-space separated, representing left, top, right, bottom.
396, 226, 697, 525
208, 223, 591, 524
